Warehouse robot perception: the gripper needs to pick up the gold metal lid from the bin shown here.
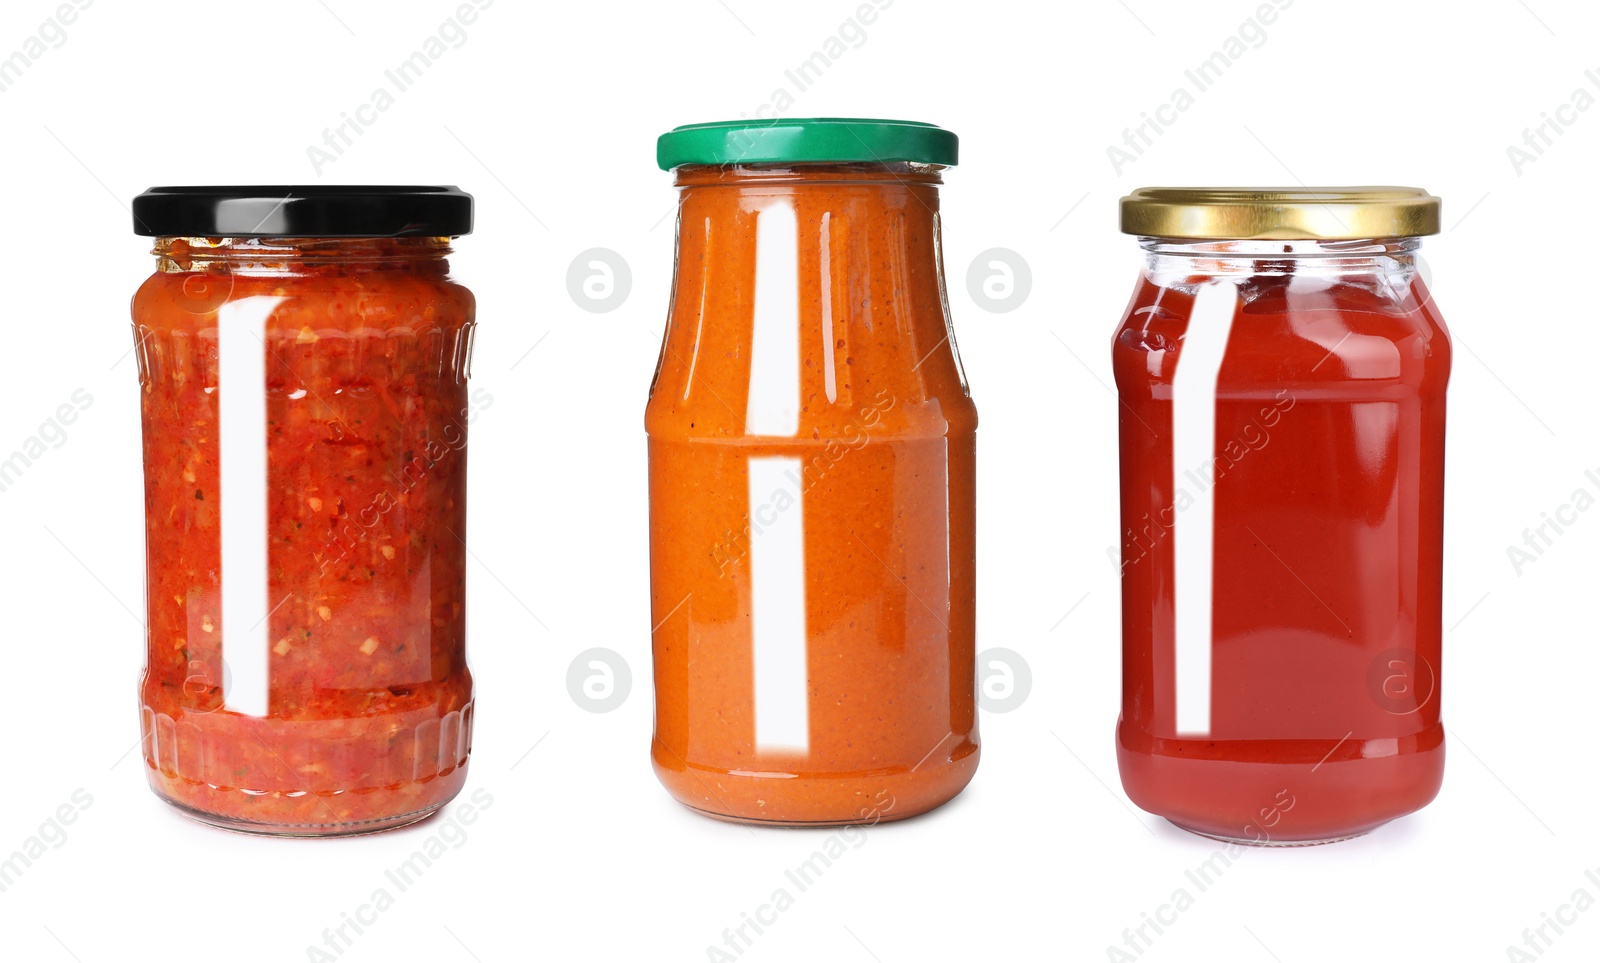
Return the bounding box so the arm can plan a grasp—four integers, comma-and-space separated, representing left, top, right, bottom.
1120, 187, 1441, 240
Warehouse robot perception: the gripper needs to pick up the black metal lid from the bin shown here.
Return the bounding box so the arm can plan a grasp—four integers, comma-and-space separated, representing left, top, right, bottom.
131, 186, 473, 238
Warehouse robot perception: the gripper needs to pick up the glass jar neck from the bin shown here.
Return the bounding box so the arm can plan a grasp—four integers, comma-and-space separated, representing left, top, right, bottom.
667, 160, 948, 319
152, 236, 453, 276
1138, 237, 1422, 279
672, 162, 945, 189
668, 163, 946, 254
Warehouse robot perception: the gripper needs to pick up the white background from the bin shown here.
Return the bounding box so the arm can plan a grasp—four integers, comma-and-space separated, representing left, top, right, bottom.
0, 0, 1594, 960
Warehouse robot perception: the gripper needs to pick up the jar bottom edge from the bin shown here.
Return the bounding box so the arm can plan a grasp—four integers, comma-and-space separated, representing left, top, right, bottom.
675, 798, 948, 829
155, 794, 448, 838
1168, 819, 1373, 848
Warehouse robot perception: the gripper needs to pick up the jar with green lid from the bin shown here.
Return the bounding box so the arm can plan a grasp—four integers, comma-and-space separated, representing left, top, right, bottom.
646, 120, 980, 825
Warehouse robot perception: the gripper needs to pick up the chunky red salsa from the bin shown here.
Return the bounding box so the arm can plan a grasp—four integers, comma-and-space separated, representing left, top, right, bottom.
134, 236, 475, 834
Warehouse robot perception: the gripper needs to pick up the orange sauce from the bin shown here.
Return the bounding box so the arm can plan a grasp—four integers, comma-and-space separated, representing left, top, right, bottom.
647, 164, 978, 825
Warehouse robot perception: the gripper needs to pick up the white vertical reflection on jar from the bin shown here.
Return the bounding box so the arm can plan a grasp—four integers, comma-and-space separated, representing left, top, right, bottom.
819, 210, 838, 405
745, 198, 801, 437
217, 296, 283, 718
1170, 280, 1237, 736
748, 456, 810, 753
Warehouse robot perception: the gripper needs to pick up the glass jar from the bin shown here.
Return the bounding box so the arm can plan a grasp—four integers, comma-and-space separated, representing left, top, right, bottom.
1112, 188, 1450, 844
130, 186, 477, 836
647, 120, 979, 825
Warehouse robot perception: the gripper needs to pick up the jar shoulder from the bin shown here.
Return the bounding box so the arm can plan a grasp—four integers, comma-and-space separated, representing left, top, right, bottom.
1112, 275, 1451, 392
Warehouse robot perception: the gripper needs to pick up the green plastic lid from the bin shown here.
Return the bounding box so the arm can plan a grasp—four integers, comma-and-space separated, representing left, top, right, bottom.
657, 118, 958, 170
